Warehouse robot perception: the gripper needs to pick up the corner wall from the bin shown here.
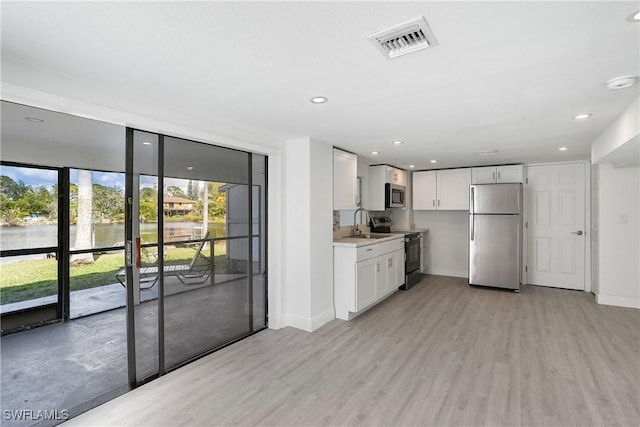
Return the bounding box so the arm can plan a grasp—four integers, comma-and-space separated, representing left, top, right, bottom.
282, 137, 334, 331
591, 97, 640, 309
596, 164, 640, 309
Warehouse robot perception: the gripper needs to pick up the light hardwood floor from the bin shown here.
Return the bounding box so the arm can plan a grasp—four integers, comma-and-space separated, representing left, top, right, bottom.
64, 275, 640, 426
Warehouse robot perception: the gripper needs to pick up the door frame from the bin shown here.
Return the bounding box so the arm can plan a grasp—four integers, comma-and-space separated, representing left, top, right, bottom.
522, 160, 591, 292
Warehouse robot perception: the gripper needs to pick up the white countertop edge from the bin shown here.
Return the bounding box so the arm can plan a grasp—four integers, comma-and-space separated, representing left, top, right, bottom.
333, 233, 405, 247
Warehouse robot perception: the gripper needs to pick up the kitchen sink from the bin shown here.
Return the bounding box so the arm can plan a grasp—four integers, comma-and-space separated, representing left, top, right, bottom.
351, 233, 392, 239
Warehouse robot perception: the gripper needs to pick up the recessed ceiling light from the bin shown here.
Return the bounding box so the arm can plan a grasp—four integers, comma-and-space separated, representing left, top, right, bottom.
371, 151, 380, 155
409, 165, 415, 168
310, 96, 328, 104
573, 113, 592, 120
186, 166, 195, 171
605, 75, 637, 90
25, 117, 44, 123
142, 141, 152, 146
392, 140, 404, 145
430, 159, 437, 164
632, 10, 640, 21
558, 147, 569, 151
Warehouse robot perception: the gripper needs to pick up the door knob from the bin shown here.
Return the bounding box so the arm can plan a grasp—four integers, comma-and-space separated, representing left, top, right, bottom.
571, 230, 584, 236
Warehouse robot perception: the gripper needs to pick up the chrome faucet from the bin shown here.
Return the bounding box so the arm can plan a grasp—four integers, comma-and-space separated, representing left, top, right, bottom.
353, 207, 370, 237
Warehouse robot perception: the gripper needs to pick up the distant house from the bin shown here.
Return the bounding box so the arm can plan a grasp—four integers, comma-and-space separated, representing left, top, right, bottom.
163, 196, 194, 216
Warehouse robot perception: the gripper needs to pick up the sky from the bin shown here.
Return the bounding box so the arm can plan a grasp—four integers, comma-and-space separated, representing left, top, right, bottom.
0, 165, 189, 191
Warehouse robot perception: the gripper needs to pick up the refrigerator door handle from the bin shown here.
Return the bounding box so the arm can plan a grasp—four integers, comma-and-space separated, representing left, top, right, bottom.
470, 214, 475, 241
470, 186, 475, 214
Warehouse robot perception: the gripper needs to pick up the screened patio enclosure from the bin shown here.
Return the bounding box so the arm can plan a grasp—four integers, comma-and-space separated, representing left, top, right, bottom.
0, 101, 267, 426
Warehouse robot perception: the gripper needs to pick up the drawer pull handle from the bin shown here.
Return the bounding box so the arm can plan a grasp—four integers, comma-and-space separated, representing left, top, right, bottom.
366, 248, 373, 251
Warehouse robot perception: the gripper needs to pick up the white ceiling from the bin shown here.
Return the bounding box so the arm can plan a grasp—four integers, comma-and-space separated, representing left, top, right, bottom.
2, 1, 639, 170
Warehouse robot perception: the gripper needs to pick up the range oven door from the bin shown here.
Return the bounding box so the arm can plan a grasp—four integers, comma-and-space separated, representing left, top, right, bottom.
405, 234, 421, 274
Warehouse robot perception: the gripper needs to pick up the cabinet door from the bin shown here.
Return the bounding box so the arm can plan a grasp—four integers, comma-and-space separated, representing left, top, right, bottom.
471, 167, 497, 184
413, 170, 437, 210
333, 149, 358, 210
496, 165, 524, 183
356, 258, 378, 311
382, 253, 396, 295
437, 168, 472, 210
396, 250, 405, 287
386, 250, 404, 290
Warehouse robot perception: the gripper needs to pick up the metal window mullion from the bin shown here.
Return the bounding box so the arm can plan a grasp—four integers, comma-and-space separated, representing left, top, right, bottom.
60, 167, 70, 321
157, 135, 166, 376
263, 156, 268, 327
247, 154, 254, 332
124, 127, 137, 388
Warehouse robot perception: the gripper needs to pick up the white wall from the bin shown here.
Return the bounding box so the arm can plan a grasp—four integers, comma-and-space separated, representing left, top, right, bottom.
591, 97, 640, 309
413, 210, 469, 278
596, 163, 640, 309
590, 164, 599, 294
592, 98, 639, 164
282, 137, 334, 331
309, 141, 334, 325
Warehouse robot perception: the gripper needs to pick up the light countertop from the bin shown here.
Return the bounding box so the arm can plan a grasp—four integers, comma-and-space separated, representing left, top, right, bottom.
333, 233, 404, 248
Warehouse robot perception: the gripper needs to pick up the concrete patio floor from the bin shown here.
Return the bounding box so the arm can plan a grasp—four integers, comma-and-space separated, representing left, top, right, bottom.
0, 275, 266, 427
0, 273, 247, 319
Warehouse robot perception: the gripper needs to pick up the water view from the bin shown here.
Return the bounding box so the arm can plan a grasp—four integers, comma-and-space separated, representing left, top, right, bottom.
0, 222, 226, 263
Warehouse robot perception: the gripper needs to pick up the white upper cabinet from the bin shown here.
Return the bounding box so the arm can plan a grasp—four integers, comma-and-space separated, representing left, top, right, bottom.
437, 168, 472, 210
413, 168, 471, 210
471, 165, 523, 184
386, 166, 407, 186
368, 165, 407, 210
333, 148, 358, 210
412, 170, 437, 210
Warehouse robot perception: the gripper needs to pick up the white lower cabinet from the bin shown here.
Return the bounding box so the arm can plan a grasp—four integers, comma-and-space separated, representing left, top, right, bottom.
335, 237, 405, 320
356, 257, 380, 311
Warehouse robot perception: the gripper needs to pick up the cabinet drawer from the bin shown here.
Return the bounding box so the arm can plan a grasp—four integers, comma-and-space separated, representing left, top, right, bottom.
357, 244, 379, 261
356, 238, 403, 261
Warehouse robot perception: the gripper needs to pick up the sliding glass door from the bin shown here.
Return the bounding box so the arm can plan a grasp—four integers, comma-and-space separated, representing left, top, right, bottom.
125, 129, 267, 384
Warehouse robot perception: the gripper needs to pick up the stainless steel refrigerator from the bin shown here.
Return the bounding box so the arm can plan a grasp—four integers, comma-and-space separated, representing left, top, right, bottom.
469, 183, 522, 291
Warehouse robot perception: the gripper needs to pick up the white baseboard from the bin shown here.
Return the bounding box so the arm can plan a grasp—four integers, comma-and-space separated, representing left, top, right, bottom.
284, 307, 335, 332
596, 293, 640, 309
424, 268, 468, 279
310, 308, 335, 330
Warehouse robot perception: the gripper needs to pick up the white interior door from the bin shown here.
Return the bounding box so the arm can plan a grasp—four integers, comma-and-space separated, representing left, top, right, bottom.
527, 163, 586, 290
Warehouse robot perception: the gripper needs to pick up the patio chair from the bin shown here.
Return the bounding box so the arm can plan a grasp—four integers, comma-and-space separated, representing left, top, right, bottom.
115, 231, 211, 289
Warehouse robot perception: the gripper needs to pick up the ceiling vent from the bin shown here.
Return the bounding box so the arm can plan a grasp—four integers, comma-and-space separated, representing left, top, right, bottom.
368, 16, 438, 59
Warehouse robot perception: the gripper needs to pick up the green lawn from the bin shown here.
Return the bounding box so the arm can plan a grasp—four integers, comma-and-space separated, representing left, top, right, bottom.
0, 243, 231, 305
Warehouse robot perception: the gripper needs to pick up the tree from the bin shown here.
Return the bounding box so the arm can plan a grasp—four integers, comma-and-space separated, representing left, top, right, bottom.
0, 176, 54, 224
166, 186, 186, 198
0, 175, 30, 201
72, 170, 94, 264
187, 180, 199, 200
92, 183, 124, 222
17, 186, 53, 217
207, 182, 226, 218
139, 186, 158, 222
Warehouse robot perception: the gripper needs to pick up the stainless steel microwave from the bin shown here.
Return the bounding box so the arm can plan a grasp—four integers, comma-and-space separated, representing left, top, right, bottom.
385, 183, 406, 208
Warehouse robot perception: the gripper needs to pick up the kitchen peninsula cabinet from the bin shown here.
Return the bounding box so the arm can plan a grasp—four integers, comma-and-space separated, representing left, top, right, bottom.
333, 236, 404, 320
